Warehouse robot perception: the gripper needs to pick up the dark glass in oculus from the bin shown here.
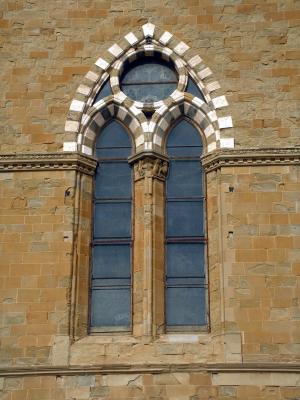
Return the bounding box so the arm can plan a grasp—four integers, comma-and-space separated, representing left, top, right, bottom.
121, 58, 177, 102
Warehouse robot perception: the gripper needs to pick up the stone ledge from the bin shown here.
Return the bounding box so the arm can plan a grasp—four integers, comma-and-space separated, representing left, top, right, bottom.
0, 152, 97, 175
202, 147, 300, 172
1, 363, 300, 378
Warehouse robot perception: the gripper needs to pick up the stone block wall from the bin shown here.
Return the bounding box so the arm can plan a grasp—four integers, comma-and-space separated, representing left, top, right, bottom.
0, 0, 300, 399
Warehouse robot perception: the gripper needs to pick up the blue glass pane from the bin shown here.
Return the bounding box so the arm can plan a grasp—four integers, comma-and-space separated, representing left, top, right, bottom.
167, 243, 205, 277
96, 121, 131, 156
166, 287, 206, 326
94, 202, 131, 238
167, 120, 202, 148
93, 79, 112, 104
186, 77, 206, 102
167, 160, 203, 197
90, 288, 131, 327
92, 244, 131, 278
122, 83, 176, 103
95, 162, 131, 198
167, 200, 204, 237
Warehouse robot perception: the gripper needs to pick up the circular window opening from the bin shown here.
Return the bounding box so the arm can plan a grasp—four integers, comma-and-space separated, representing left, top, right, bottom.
120, 57, 178, 103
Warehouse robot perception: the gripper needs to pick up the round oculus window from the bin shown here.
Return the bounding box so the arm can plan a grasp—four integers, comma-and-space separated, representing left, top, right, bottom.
120, 57, 178, 103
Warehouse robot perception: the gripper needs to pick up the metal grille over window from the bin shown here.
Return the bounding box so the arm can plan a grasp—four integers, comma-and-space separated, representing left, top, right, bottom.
91, 121, 132, 331
120, 58, 178, 102
166, 120, 207, 329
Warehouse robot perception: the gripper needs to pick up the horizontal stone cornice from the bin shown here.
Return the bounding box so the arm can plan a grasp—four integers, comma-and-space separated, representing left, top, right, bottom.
0, 152, 97, 175
1, 362, 300, 378
202, 147, 300, 172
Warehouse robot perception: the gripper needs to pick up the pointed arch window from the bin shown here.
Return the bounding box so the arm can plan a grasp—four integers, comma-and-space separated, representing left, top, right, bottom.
90, 121, 133, 332
165, 120, 207, 329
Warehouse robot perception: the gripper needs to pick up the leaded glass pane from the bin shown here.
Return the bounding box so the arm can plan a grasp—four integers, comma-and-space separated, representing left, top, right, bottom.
166, 287, 206, 326
166, 200, 204, 237
95, 162, 131, 198
94, 202, 131, 239
167, 160, 203, 197
92, 244, 131, 278
166, 243, 205, 277
91, 288, 131, 327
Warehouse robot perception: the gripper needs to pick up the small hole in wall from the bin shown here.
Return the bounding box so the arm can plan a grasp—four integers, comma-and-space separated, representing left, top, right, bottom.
229, 186, 234, 192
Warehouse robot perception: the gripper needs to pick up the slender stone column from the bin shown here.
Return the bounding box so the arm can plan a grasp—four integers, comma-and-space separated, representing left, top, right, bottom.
131, 156, 168, 338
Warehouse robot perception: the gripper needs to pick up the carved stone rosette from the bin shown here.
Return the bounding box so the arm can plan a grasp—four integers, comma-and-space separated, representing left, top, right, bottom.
133, 156, 168, 182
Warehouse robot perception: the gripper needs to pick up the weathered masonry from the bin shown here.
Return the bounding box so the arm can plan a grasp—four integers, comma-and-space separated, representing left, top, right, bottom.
0, 3, 300, 399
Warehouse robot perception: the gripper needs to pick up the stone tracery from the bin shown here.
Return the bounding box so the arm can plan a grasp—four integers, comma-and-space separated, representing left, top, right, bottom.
64, 23, 234, 157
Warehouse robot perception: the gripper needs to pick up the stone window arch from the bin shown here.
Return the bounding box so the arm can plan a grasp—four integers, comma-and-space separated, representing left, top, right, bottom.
67, 23, 234, 339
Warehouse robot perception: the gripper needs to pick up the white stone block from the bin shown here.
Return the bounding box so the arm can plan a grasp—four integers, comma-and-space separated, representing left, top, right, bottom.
218, 116, 233, 129
198, 67, 212, 79
159, 31, 173, 45
153, 134, 162, 146
220, 138, 234, 148
135, 135, 145, 147
174, 41, 189, 55
204, 125, 214, 138
110, 76, 118, 87
95, 57, 109, 70
170, 90, 184, 102
142, 22, 155, 38
188, 55, 202, 68
85, 71, 99, 82
162, 47, 172, 57
192, 97, 205, 108
125, 32, 139, 45
130, 105, 141, 116
70, 99, 85, 112
63, 142, 77, 152
206, 81, 221, 93
207, 110, 218, 122
114, 91, 127, 103
108, 43, 123, 57
76, 84, 91, 96
82, 145, 93, 155
142, 121, 149, 132
65, 120, 79, 132
156, 104, 168, 115
207, 142, 217, 152
212, 95, 228, 109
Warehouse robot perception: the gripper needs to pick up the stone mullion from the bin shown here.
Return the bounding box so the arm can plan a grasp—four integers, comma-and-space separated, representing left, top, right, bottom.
132, 156, 168, 339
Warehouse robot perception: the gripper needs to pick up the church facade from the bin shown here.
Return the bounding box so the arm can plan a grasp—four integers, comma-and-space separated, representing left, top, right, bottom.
0, 1, 300, 399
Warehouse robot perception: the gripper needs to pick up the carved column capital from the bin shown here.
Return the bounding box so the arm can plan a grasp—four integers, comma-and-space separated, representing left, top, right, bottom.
132, 156, 168, 182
